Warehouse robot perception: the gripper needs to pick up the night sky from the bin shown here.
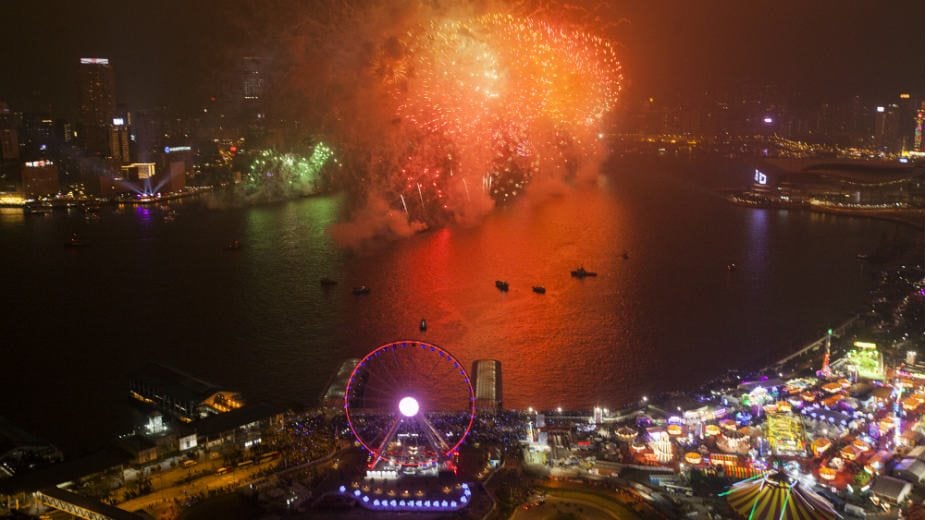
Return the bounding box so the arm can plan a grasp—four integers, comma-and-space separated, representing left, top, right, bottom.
1, 0, 923, 117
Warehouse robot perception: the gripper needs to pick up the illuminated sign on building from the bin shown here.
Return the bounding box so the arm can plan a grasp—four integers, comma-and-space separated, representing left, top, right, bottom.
900, 93, 912, 100
762, 116, 773, 124
876, 106, 886, 113
80, 58, 110, 65
754, 169, 767, 185
164, 146, 192, 154
25, 160, 53, 168
112, 118, 124, 126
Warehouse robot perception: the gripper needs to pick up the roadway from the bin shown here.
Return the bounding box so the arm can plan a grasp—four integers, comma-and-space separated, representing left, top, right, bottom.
117, 459, 278, 515
509, 489, 639, 520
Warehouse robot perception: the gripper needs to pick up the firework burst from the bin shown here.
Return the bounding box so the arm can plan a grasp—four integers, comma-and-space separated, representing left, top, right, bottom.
245, 142, 334, 201
376, 12, 622, 220
278, 1, 623, 241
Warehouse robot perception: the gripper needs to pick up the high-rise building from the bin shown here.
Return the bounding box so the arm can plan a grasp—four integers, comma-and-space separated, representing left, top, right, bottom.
132, 107, 168, 163
241, 56, 268, 144
78, 58, 116, 156
915, 102, 925, 153
874, 104, 900, 151
241, 56, 266, 102
0, 128, 17, 161
20, 113, 56, 159
472, 359, 502, 412
160, 146, 191, 193
0, 102, 19, 162
109, 116, 130, 163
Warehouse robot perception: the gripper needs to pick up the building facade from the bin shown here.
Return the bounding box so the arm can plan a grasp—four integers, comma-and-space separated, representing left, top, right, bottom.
472, 359, 502, 412
78, 58, 116, 156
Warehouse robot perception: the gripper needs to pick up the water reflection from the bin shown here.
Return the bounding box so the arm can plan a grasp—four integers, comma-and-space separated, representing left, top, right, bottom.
0, 164, 916, 453
745, 208, 769, 278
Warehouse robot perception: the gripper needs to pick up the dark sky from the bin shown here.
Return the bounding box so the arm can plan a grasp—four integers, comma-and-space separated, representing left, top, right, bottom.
1, 0, 923, 117
617, 0, 925, 103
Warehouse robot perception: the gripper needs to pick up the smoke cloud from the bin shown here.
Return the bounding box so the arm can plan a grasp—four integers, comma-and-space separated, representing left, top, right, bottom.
263, 1, 623, 247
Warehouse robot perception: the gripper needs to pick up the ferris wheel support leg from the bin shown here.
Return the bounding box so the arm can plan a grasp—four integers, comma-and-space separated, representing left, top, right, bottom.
371, 417, 402, 468
420, 415, 452, 454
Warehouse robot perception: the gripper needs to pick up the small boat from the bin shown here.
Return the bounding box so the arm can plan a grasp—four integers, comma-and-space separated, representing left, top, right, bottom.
352, 286, 370, 295
320, 277, 339, 286
162, 213, 176, 222
84, 212, 101, 222
532, 286, 546, 294
65, 233, 89, 248
727, 263, 737, 271
420, 319, 427, 331
856, 253, 870, 260
622, 251, 630, 260
570, 266, 597, 278
495, 280, 509, 292
224, 239, 242, 251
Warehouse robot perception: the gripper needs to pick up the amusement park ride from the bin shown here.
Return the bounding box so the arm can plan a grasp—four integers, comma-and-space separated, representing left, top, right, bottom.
344, 340, 476, 478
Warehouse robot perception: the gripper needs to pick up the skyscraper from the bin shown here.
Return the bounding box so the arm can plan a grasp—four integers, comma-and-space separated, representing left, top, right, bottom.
241, 56, 266, 103
874, 104, 900, 151
109, 111, 131, 164
0, 102, 19, 162
915, 102, 925, 153
78, 58, 116, 156
241, 56, 268, 144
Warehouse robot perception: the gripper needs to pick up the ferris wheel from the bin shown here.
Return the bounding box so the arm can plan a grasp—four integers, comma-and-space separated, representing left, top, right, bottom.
344, 340, 476, 472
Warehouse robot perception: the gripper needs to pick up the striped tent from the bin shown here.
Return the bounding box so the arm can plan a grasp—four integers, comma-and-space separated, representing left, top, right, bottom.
721, 471, 841, 520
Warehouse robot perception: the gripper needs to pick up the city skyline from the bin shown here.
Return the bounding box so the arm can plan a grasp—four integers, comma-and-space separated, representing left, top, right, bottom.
0, 1, 923, 117
0, 2, 923, 519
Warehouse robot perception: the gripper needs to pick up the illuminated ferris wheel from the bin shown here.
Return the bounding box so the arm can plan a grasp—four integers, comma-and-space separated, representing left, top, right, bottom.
344, 340, 476, 474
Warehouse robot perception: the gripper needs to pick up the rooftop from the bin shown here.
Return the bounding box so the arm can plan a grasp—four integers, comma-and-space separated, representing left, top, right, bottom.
130, 362, 226, 405
765, 158, 922, 185
177, 402, 284, 439
0, 444, 133, 494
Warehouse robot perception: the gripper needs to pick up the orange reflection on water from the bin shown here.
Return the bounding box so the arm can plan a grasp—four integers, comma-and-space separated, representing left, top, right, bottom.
345, 186, 639, 411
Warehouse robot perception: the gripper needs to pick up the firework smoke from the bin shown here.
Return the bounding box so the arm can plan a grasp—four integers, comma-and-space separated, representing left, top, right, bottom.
272, 1, 623, 246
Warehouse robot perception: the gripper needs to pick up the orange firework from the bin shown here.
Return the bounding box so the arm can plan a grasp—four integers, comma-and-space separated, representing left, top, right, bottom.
376, 12, 622, 215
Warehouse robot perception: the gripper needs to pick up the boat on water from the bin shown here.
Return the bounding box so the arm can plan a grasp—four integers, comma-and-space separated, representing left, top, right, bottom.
320, 277, 339, 286
84, 212, 101, 222
622, 251, 630, 260
727, 263, 737, 271
65, 233, 89, 248
420, 319, 427, 331
856, 253, 870, 260
495, 280, 510, 292
352, 286, 371, 295
570, 266, 597, 278
224, 239, 242, 251
532, 286, 546, 294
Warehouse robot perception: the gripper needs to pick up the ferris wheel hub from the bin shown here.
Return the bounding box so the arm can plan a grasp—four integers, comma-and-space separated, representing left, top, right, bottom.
398, 396, 420, 417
